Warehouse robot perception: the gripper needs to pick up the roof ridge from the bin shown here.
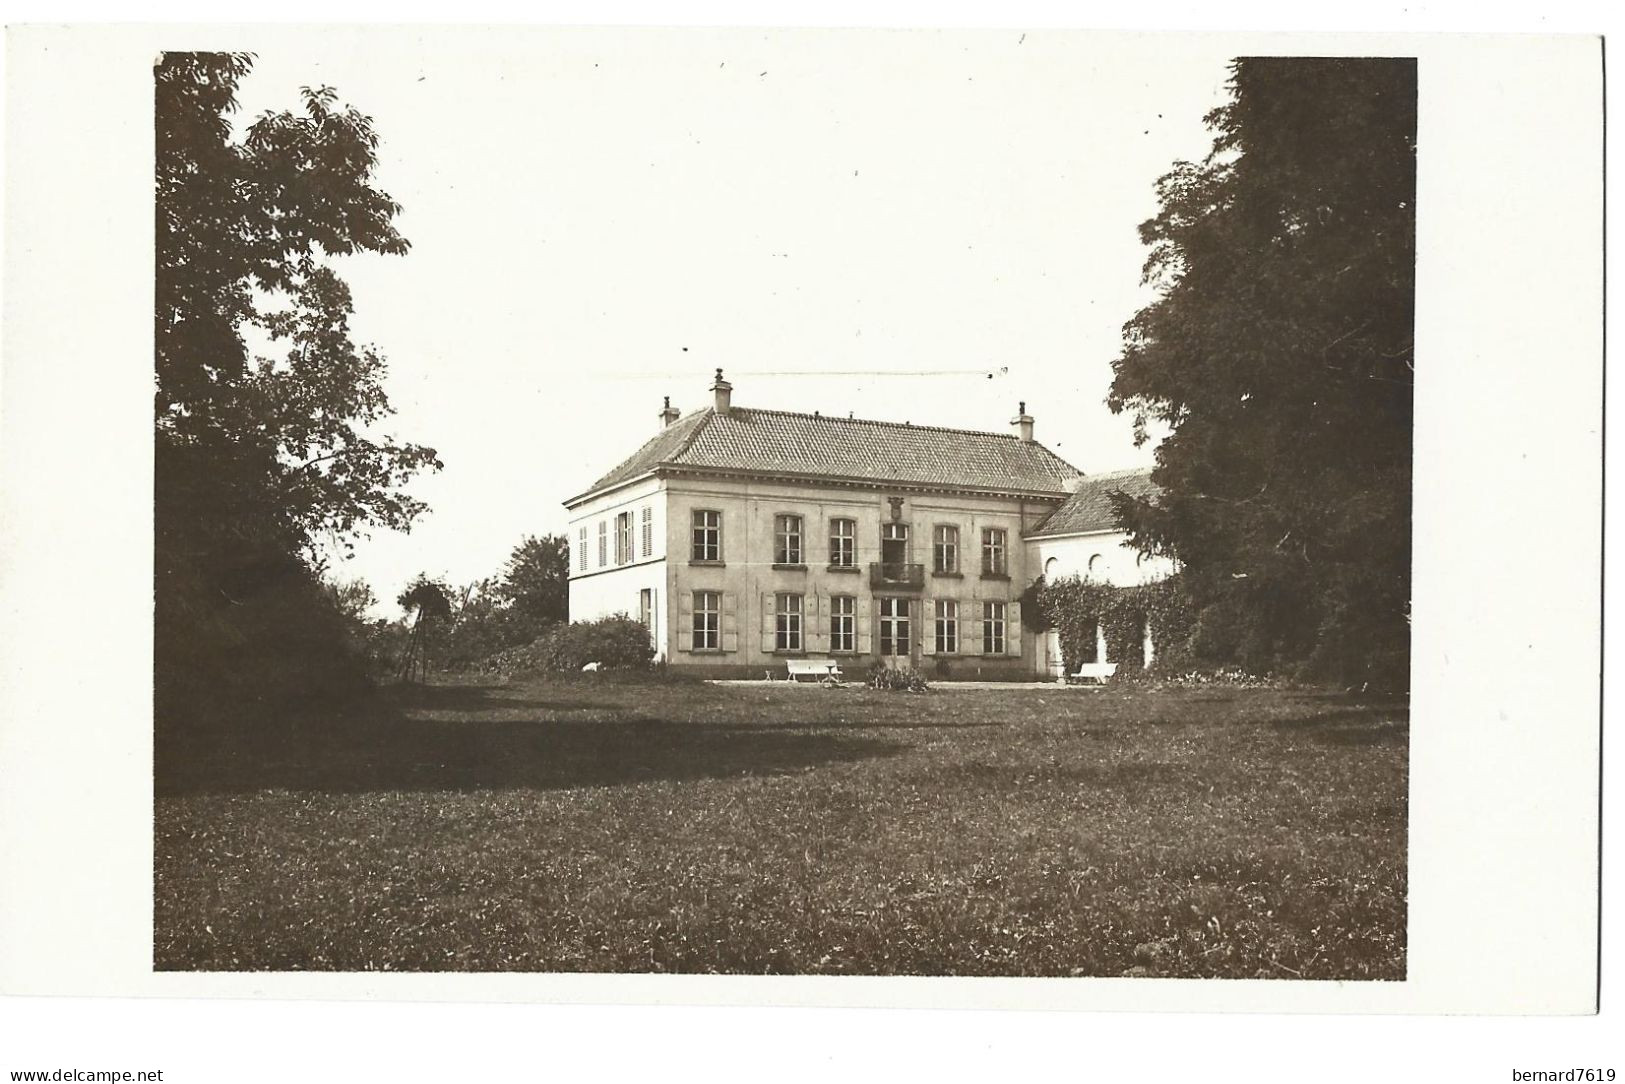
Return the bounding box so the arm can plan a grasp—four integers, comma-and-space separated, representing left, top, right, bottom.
666, 407, 713, 462
732, 404, 1030, 443
720, 404, 1081, 474
1084, 465, 1155, 480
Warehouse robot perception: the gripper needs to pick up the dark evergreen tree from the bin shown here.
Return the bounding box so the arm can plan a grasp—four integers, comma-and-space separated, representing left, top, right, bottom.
1108, 58, 1415, 687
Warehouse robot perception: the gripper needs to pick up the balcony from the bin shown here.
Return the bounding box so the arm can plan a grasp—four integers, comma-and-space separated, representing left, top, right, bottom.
870, 562, 925, 591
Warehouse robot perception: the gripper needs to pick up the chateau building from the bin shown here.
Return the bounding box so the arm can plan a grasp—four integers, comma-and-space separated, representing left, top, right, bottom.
564, 370, 1170, 679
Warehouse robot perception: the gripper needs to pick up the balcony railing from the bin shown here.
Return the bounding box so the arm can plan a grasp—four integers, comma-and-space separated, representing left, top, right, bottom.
870, 562, 925, 590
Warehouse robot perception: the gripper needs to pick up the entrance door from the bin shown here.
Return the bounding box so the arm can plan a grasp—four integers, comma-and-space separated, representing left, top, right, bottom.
878, 597, 912, 666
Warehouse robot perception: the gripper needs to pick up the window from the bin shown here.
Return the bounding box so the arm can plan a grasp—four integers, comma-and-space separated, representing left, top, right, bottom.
829, 518, 856, 567
981, 527, 1008, 575
879, 598, 911, 657
577, 526, 587, 571
638, 588, 653, 631
615, 511, 632, 565
598, 520, 608, 566
692, 510, 721, 562
881, 522, 909, 566
983, 601, 1007, 654
640, 506, 653, 557
830, 595, 856, 652
933, 600, 958, 654
1087, 553, 1103, 575
775, 593, 804, 652
933, 525, 959, 573
774, 514, 803, 565
693, 591, 720, 650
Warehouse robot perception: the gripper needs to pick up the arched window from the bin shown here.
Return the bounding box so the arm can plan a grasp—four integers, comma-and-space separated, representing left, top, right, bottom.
1043, 556, 1059, 579
1087, 553, 1103, 575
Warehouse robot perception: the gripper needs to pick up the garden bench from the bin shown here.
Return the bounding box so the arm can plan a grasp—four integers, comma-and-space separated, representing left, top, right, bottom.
1068, 661, 1118, 685
784, 658, 843, 683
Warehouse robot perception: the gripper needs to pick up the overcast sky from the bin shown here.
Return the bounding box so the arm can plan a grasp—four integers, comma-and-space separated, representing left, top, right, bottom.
229, 29, 1234, 614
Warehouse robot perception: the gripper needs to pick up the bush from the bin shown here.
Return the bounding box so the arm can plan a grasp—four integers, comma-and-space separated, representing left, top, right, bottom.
481, 614, 654, 674
867, 663, 930, 692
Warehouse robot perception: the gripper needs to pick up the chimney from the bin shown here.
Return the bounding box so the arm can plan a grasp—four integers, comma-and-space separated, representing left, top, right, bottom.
658, 395, 680, 429
1012, 400, 1034, 442
711, 368, 733, 414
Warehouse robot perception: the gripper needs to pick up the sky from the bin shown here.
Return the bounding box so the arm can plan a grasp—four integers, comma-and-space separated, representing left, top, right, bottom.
229, 29, 1235, 615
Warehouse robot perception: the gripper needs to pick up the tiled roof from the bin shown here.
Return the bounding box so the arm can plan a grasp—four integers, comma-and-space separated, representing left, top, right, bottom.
570, 406, 1082, 503
1027, 466, 1160, 537
579, 409, 711, 496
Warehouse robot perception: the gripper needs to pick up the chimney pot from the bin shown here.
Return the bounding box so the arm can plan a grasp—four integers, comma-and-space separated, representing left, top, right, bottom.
658, 394, 681, 429
710, 368, 733, 414
1013, 401, 1035, 442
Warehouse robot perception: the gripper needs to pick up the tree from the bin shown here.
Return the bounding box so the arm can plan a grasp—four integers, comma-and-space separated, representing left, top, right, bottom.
497, 534, 571, 631
322, 577, 378, 625
1107, 58, 1415, 688
155, 53, 440, 741
396, 575, 452, 681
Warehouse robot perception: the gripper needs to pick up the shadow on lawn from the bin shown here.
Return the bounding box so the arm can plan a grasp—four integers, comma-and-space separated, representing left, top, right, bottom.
160, 680, 906, 797
1268, 703, 1409, 747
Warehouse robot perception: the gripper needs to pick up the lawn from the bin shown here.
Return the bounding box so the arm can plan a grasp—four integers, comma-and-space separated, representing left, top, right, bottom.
154, 676, 1407, 978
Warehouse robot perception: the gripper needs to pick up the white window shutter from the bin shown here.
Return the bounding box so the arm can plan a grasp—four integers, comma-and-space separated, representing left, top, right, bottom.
856, 596, 872, 655
722, 593, 738, 653
969, 610, 984, 656
677, 591, 692, 652
1007, 601, 1022, 656
761, 593, 776, 653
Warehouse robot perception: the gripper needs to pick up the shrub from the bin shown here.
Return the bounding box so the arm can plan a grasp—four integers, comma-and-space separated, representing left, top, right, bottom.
481, 614, 654, 674
867, 663, 930, 692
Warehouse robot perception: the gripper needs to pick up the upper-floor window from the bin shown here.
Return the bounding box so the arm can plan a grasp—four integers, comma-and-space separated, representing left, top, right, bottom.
577, 526, 588, 572
640, 506, 653, 557
774, 514, 803, 565
829, 518, 856, 567
830, 595, 856, 652
597, 520, 608, 566
615, 511, 632, 565
693, 590, 720, 650
692, 510, 721, 562
775, 593, 804, 652
983, 600, 1007, 654
934, 599, 958, 654
982, 527, 1008, 575
933, 525, 959, 574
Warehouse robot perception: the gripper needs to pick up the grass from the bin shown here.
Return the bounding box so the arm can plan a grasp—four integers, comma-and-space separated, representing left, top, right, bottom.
154, 675, 1407, 977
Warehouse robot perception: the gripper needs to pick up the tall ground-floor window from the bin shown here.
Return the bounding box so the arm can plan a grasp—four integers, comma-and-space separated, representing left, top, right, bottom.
879, 597, 911, 657
983, 600, 1007, 655
933, 599, 958, 654
638, 588, 653, 633
693, 591, 720, 650
775, 593, 804, 652
830, 595, 856, 652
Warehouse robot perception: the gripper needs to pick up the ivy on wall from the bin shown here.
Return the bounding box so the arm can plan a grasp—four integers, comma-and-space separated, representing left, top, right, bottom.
1030, 574, 1197, 674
